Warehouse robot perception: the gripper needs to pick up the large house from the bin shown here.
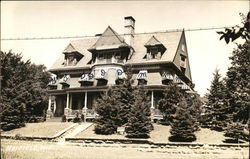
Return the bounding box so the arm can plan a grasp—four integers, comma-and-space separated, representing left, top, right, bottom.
47, 16, 194, 120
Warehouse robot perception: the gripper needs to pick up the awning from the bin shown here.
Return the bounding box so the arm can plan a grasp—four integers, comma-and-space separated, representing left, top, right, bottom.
48, 74, 57, 86
116, 68, 126, 79
78, 73, 94, 82
162, 72, 173, 80
175, 76, 183, 84
59, 75, 70, 85
181, 83, 190, 90
137, 70, 148, 80
94, 68, 108, 80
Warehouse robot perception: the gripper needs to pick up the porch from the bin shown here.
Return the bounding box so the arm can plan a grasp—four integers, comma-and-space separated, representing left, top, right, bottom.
46, 91, 100, 121
46, 89, 164, 122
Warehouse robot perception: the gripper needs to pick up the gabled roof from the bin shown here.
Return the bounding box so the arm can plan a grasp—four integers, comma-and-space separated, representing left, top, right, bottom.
144, 35, 163, 47
49, 30, 183, 72
63, 43, 78, 53
128, 32, 182, 63
88, 26, 129, 51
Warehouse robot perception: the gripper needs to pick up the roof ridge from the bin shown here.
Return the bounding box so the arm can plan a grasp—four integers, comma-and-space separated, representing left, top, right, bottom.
63, 43, 77, 53
107, 26, 125, 43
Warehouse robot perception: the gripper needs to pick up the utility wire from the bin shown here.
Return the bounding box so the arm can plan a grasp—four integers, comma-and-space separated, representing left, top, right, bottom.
1, 26, 234, 41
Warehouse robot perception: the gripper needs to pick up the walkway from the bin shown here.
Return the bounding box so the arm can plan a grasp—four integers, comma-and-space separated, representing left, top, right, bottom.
57, 123, 93, 145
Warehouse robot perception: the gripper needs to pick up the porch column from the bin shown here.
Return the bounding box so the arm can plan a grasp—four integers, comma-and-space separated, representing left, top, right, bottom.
65, 92, 70, 117
46, 95, 53, 119
82, 92, 88, 122
53, 97, 57, 113
151, 91, 154, 109
84, 91, 88, 110
48, 95, 52, 111
70, 93, 73, 109
66, 93, 69, 109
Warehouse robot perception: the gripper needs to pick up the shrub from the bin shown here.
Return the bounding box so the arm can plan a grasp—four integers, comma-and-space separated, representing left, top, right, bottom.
81, 114, 85, 122
73, 113, 81, 123
224, 122, 249, 143
169, 98, 197, 142
61, 115, 66, 122
126, 87, 153, 138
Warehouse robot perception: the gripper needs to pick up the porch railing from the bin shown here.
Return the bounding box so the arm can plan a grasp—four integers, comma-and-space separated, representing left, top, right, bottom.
151, 109, 163, 120
66, 109, 97, 119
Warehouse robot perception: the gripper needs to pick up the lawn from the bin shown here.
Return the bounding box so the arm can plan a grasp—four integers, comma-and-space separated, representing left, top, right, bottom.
75, 124, 126, 139
2, 139, 249, 159
150, 124, 227, 144
1, 122, 74, 138
75, 123, 244, 144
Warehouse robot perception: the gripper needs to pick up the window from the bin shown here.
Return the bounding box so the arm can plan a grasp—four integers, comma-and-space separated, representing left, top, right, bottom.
114, 52, 121, 59
98, 53, 104, 60
115, 79, 124, 85
62, 85, 69, 89
106, 53, 112, 63
138, 79, 147, 85
150, 47, 158, 59
181, 56, 186, 62
97, 79, 108, 86
181, 44, 185, 51
80, 81, 93, 87
162, 79, 172, 85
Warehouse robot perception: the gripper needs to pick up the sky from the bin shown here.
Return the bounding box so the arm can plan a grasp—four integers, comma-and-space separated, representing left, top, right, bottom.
1, 1, 249, 96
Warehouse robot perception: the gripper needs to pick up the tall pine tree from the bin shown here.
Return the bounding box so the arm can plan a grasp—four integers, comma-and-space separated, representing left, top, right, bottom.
0, 51, 50, 130
206, 69, 229, 131
158, 83, 183, 125
185, 93, 202, 131
94, 88, 122, 134
94, 68, 134, 135
126, 86, 153, 138
225, 41, 250, 123
169, 97, 197, 142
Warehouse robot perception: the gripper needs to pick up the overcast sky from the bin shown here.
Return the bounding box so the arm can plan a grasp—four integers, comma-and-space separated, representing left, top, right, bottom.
1, 1, 248, 96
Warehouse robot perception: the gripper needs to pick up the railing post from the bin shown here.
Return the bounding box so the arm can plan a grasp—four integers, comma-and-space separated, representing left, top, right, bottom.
151, 91, 155, 121
82, 91, 88, 122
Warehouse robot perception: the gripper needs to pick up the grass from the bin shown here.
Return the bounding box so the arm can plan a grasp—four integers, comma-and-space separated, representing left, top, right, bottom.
75, 124, 126, 139
1, 122, 74, 138
75, 124, 242, 144
1, 139, 249, 159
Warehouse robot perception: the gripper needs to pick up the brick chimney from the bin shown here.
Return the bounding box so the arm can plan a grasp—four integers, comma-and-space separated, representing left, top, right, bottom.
124, 16, 135, 46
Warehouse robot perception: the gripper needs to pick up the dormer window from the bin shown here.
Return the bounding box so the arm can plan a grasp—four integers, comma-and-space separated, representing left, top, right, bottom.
88, 26, 131, 65
98, 53, 104, 60
144, 36, 166, 60
149, 47, 159, 59
63, 44, 83, 66
181, 43, 185, 52
180, 55, 186, 70
114, 52, 121, 59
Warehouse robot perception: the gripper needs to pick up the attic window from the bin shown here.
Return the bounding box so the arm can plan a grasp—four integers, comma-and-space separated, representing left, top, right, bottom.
114, 52, 121, 59
98, 53, 104, 59
144, 36, 166, 60
150, 47, 159, 59
180, 55, 186, 69
181, 44, 185, 51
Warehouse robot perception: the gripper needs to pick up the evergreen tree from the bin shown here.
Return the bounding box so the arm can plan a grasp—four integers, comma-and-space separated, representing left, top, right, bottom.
94, 68, 134, 134
0, 51, 50, 131
206, 69, 229, 131
185, 93, 202, 131
158, 83, 183, 125
225, 41, 250, 123
94, 88, 121, 134
169, 97, 197, 142
224, 122, 248, 143
126, 86, 153, 138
